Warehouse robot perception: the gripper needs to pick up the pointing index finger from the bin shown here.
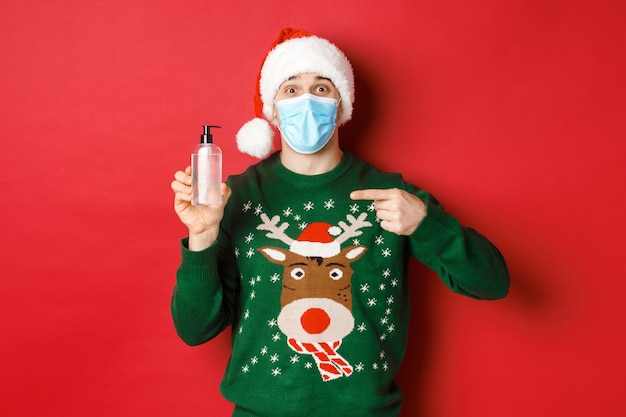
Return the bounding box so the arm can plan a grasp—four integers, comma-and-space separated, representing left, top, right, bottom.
350, 189, 388, 201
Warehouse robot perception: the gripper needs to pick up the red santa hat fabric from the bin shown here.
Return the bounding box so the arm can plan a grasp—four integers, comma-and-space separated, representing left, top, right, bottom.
236, 27, 355, 159
289, 222, 342, 258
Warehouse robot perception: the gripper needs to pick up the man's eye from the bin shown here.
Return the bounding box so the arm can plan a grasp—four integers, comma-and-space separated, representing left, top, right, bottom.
286, 87, 296, 94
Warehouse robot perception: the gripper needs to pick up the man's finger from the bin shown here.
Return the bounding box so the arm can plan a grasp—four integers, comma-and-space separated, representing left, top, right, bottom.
350, 189, 391, 201
174, 170, 192, 186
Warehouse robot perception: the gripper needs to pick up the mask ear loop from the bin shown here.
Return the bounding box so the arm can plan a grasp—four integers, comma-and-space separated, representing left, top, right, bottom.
273, 99, 284, 138
335, 97, 342, 125
326, 97, 341, 141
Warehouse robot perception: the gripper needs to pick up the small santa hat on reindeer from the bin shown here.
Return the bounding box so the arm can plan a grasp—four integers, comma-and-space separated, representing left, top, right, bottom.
236, 27, 355, 159
289, 222, 343, 258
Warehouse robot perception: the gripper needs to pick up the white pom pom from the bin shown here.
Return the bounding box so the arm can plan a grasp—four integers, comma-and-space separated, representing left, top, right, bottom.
328, 226, 342, 236
236, 118, 274, 159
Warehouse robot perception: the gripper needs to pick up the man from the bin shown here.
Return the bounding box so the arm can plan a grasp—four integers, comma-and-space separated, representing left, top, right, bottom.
170, 28, 509, 417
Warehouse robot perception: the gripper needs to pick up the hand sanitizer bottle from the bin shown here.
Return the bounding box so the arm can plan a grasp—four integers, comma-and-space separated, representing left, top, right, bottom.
192, 125, 222, 206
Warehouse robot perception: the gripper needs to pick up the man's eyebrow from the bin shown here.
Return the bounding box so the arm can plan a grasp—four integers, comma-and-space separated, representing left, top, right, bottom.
285, 75, 332, 82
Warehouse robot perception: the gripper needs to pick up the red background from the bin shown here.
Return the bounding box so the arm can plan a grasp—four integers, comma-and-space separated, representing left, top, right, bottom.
1, 1, 625, 416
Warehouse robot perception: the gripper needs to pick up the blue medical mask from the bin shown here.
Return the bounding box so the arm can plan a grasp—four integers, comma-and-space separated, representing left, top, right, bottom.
276, 94, 340, 154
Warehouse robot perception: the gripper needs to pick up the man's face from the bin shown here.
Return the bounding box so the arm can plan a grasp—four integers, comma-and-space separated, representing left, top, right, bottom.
273, 72, 343, 121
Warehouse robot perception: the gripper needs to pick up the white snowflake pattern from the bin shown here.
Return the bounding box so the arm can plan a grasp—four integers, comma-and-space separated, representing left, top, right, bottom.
270, 273, 280, 283
387, 324, 396, 333
294, 214, 301, 221
382, 248, 392, 257
244, 233, 254, 243
271, 367, 282, 377
391, 278, 399, 287
242, 201, 252, 212
303, 201, 314, 211
380, 316, 389, 325
243, 309, 250, 320
355, 362, 365, 372
250, 290, 256, 299
272, 332, 281, 342
246, 248, 255, 258
383, 362, 389, 371
299, 222, 308, 230
268, 318, 278, 327
367, 298, 377, 307
385, 308, 392, 315
254, 205, 263, 215
375, 235, 384, 245
357, 323, 367, 332
360, 283, 370, 293
379, 350, 386, 359
290, 355, 300, 364
260, 346, 268, 355
379, 283, 386, 291
382, 268, 391, 278
349, 203, 360, 213
242, 365, 250, 373
387, 295, 395, 305
249, 278, 256, 287
367, 202, 376, 212
324, 199, 335, 209
372, 363, 379, 370
379, 333, 387, 341
251, 356, 259, 365
283, 207, 293, 216
270, 353, 280, 363
352, 238, 361, 246
234, 248, 240, 258
304, 362, 313, 369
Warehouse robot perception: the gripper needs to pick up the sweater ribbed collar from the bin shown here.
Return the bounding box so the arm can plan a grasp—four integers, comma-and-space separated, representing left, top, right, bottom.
270, 149, 354, 188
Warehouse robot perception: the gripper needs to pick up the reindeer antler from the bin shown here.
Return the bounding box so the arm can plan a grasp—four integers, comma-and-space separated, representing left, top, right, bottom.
257, 213, 295, 246
334, 213, 372, 245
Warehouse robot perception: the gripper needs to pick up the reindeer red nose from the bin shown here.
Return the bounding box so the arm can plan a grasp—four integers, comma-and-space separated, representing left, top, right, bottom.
300, 308, 331, 334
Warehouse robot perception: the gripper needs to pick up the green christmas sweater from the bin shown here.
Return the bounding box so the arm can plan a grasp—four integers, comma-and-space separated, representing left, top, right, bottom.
172, 150, 509, 417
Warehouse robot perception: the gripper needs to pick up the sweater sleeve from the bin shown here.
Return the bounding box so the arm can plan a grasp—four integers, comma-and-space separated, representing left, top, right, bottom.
408, 190, 510, 300
170, 237, 239, 346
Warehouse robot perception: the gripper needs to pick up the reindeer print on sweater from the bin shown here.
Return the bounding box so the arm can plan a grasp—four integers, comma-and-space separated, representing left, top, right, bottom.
258, 213, 369, 381
232, 193, 406, 384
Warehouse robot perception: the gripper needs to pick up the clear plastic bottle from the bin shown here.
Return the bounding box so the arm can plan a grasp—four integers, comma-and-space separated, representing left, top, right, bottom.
192, 125, 222, 206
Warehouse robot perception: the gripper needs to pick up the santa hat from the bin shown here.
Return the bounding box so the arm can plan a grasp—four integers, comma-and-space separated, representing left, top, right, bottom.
236, 28, 355, 159
290, 222, 343, 258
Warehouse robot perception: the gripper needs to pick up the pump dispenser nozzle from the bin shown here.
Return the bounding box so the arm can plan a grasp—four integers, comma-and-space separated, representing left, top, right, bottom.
201, 125, 221, 144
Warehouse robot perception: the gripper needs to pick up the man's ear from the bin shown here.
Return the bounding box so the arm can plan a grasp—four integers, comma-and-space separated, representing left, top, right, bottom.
336, 97, 343, 121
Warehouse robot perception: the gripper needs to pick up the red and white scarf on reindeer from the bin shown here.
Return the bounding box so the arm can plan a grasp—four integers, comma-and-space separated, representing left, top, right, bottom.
288, 338, 353, 381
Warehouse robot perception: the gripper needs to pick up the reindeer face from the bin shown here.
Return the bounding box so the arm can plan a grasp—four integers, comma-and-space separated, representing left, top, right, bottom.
259, 245, 366, 343
260, 246, 366, 308
280, 256, 352, 308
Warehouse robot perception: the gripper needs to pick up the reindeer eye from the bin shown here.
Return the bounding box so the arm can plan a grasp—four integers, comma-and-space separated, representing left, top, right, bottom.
329, 268, 343, 281
291, 268, 305, 280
